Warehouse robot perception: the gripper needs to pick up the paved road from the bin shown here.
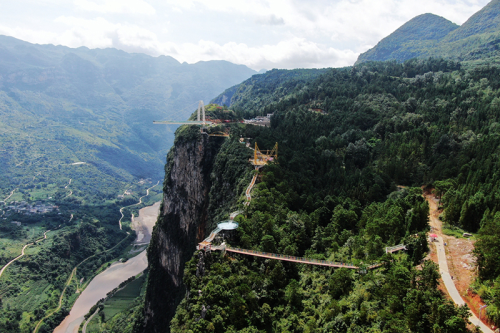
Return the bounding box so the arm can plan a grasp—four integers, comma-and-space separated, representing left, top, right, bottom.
434, 235, 493, 332
2, 188, 17, 202
82, 309, 99, 333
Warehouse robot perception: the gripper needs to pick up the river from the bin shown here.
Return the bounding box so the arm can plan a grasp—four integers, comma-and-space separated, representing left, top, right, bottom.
53, 201, 160, 333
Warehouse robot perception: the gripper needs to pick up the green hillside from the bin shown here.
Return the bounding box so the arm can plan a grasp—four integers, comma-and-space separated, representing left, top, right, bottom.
212, 68, 330, 113
356, 0, 500, 64
356, 14, 458, 63
154, 58, 500, 332
0, 35, 256, 194
444, 0, 500, 42
0, 35, 256, 333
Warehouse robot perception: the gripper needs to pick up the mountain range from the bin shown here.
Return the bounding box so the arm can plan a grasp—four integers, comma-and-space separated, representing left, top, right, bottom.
0, 35, 257, 201
356, 0, 500, 64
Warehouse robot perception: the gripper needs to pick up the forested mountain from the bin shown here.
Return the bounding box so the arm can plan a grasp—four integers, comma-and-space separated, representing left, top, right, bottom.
355, 14, 458, 63
356, 0, 500, 64
0, 35, 257, 202
212, 68, 329, 112
0, 35, 257, 332
140, 57, 500, 332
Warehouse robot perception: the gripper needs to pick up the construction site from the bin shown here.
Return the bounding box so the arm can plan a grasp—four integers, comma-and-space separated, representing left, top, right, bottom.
153, 101, 497, 332
155, 101, 406, 271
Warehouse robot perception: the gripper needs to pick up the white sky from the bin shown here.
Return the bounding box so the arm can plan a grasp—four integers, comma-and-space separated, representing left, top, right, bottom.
0, 0, 491, 70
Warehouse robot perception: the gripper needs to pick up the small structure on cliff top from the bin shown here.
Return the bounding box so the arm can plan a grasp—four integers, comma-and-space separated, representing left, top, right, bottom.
197, 220, 239, 251
250, 142, 278, 166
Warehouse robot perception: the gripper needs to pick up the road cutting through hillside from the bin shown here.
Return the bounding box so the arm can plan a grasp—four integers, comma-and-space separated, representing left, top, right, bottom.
425, 192, 494, 333
119, 181, 159, 230
52, 198, 160, 333
0, 229, 51, 279
1, 188, 17, 203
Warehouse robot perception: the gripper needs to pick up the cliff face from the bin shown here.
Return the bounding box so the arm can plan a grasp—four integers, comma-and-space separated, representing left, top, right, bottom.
143, 128, 224, 332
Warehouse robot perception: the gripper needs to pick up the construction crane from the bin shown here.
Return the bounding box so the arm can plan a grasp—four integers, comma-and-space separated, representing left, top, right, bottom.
250, 142, 278, 166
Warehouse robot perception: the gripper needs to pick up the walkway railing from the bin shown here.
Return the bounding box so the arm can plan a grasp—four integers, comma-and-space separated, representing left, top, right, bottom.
244, 171, 259, 206
385, 244, 407, 253
214, 245, 361, 269
196, 160, 390, 271
226, 247, 359, 268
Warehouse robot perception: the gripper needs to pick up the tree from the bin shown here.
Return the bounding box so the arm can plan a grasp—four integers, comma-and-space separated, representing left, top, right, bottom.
475, 212, 500, 280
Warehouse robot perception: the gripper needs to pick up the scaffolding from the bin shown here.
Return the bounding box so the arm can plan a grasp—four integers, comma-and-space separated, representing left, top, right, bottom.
250, 142, 278, 166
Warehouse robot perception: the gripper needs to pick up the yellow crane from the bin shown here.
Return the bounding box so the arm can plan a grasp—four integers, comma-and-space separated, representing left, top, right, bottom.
250, 142, 278, 166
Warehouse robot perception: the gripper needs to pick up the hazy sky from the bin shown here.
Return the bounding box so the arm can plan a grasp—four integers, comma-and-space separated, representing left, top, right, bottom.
0, 0, 491, 70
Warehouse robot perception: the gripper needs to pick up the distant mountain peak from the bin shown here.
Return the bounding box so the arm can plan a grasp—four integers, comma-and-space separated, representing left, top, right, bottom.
391, 13, 459, 41
356, 13, 458, 64
443, 0, 500, 42
356, 0, 500, 64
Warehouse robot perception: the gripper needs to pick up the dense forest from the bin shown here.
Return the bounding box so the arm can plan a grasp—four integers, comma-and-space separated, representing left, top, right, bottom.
140, 57, 500, 332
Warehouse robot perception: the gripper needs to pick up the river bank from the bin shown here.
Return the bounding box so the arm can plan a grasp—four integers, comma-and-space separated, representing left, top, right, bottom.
53, 202, 160, 333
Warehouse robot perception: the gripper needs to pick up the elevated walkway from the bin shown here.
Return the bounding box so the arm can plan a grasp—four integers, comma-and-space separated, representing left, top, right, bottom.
195, 160, 397, 270
210, 244, 383, 270
385, 244, 407, 253
197, 220, 238, 250
229, 211, 243, 220
244, 172, 259, 206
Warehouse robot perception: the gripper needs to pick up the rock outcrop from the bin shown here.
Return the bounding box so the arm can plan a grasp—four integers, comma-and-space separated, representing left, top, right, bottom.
143, 128, 224, 332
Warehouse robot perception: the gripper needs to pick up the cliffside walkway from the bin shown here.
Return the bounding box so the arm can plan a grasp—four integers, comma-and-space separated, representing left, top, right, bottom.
385, 244, 406, 253
213, 245, 362, 269
196, 156, 407, 270
244, 170, 259, 206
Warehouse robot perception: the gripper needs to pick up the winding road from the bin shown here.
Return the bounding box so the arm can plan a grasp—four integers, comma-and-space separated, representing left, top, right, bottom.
1, 188, 17, 203
119, 181, 159, 230
0, 244, 31, 279
64, 179, 73, 198
82, 309, 99, 333
0, 230, 51, 279
426, 195, 494, 333
33, 231, 132, 333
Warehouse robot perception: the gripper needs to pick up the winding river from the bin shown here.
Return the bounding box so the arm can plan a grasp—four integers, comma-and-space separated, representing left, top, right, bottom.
53, 201, 160, 333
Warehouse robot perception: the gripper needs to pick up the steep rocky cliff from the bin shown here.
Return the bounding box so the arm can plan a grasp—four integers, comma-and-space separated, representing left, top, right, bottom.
143, 127, 225, 332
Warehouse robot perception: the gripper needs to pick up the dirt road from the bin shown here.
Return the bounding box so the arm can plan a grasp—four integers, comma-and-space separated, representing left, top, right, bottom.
0, 230, 50, 279
119, 181, 159, 230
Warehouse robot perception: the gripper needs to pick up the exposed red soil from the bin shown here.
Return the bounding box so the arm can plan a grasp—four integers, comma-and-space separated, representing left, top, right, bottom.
423, 189, 495, 329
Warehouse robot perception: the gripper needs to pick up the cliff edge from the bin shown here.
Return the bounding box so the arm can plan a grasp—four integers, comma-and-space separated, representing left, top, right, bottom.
143, 127, 224, 332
